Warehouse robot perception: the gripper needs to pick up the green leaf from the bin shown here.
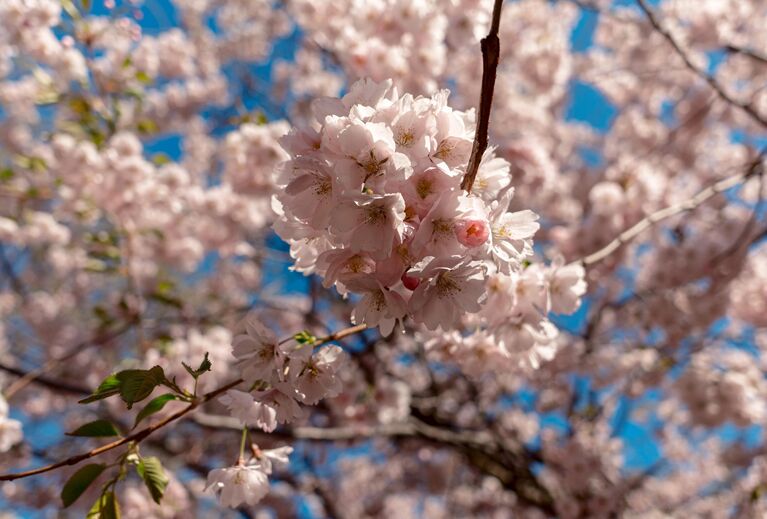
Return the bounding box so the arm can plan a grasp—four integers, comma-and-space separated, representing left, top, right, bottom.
117, 366, 166, 409
155, 279, 174, 295
61, 0, 80, 20
0, 168, 14, 182
86, 491, 120, 519
151, 153, 171, 166
61, 464, 106, 507
181, 352, 212, 380
133, 394, 178, 428
67, 419, 120, 438
149, 291, 183, 308
137, 457, 169, 504
137, 119, 158, 135
135, 71, 152, 84
68, 97, 91, 116
79, 374, 121, 404
294, 330, 317, 345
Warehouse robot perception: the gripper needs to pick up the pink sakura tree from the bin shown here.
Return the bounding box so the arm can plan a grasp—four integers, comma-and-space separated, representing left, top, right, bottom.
1, 0, 767, 517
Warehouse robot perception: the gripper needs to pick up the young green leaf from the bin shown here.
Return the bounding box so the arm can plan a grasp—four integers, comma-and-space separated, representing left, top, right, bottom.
79, 374, 121, 404
137, 457, 169, 504
66, 419, 121, 438
86, 490, 120, 519
133, 394, 178, 428
61, 464, 107, 507
294, 330, 317, 345
116, 366, 166, 409
181, 352, 212, 379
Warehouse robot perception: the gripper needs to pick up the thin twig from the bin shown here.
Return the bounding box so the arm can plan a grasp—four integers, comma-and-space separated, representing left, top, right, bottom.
461, 0, 504, 193
0, 363, 90, 395
724, 45, 767, 66
0, 378, 244, 482
0, 322, 370, 481
315, 323, 367, 345
576, 152, 766, 267
3, 320, 136, 399
636, 0, 767, 129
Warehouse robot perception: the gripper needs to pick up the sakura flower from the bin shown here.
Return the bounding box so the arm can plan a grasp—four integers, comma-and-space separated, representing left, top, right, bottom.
330, 193, 406, 258
293, 345, 346, 404
409, 257, 487, 330
254, 445, 293, 474
546, 259, 587, 314
346, 276, 408, 335
231, 315, 287, 384
316, 249, 377, 290
278, 157, 336, 229
410, 190, 464, 258
219, 390, 278, 432
472, 147, 512, 202
487, 191, 539, 273
205, 464, 269, 508
431, 135, 473, 170
252, 385, 306, 424
400, 166, 460, 218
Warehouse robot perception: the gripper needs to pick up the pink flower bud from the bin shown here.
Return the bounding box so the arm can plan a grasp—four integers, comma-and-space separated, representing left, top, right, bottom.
455, 219, 489, 248
401, 273, 420, 291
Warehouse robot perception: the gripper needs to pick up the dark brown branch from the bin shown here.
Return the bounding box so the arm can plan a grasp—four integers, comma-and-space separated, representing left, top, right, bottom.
0, 363, 90, 395
461, 0, 504, 193
0, 378, 244, 482
724, 45, 767, 66
636, 0, 767, 129
0, 322, 370, 482
3, 320, 136, 399
192, 412, 554, 513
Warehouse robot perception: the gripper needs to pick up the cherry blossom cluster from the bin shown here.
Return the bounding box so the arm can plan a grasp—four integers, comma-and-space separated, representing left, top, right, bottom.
675, 348, 767, 428
3, 0, 767, 517
275, 77, 541, 334
424, 258, 587, 375
220, 313, 347, 434
286, 0, 490, 95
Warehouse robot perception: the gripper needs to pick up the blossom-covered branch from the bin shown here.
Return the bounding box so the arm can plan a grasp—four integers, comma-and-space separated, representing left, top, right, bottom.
636, 0, 767, 129
577, 150, 765, 267
0, 378, 243, 482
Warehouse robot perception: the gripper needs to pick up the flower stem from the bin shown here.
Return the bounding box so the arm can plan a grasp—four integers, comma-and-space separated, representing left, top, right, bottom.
237, 426, 248, 465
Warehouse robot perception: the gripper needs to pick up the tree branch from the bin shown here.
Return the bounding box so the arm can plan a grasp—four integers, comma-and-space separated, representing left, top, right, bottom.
636, 0, 767, 129
0, 363, 90, 395
576, 151, 765, 267
191, 412, 555, 513
0, 378, 244, 482
724, 44, 767, 66
0, 322, 370, 482
461, 0, 504, 193
3, 320, 136, 399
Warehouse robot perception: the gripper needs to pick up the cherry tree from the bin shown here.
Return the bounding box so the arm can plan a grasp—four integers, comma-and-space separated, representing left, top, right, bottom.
1, 0, 767, 517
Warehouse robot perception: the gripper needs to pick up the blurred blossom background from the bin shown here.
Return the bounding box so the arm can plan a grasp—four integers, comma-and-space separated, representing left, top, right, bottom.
2, 0, 767, 517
